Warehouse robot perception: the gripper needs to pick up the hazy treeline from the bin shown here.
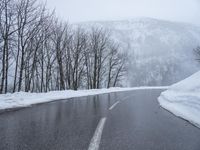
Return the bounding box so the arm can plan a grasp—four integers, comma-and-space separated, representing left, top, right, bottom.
195, 46, 200, 62
0, 0, 127, 93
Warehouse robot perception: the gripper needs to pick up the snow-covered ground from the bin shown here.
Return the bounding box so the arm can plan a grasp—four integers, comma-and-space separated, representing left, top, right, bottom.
0, 86, 168, 112
158, 71, 200, 128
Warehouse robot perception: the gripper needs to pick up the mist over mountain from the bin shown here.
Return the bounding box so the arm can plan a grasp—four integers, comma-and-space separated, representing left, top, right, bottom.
79, 18, 200, 86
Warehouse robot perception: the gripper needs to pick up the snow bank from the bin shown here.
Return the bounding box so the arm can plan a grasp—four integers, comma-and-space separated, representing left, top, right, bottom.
0, 86, 167, 112
158, 71, 200, 128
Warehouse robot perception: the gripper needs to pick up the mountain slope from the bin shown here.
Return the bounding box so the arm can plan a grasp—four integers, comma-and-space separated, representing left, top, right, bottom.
79, 18, 200, 86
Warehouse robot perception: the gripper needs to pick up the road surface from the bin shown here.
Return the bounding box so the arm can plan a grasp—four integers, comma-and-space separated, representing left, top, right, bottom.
0, 89, 200, 150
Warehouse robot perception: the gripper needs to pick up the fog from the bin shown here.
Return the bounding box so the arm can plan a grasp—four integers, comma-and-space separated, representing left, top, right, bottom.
44, 0, 200, 24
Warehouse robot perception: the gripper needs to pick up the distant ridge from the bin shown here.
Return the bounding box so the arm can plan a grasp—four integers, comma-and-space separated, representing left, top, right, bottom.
78, 18, 200, 86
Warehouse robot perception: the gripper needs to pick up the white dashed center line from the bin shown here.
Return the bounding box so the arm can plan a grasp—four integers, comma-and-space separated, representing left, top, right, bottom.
88, 96, 128, 150
88, 117, 107, 150
109, 101, 120, 110
121, 95, 132, 101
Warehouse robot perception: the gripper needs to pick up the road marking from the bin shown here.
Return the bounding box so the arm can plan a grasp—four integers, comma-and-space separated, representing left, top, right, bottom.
121, 95, 133, 101
109, 101, 120, 110
88, 117, 107, 150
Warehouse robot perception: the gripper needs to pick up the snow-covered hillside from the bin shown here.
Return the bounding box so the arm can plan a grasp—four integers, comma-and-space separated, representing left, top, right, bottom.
158, 71, 200, 128
79, 18, 200, 86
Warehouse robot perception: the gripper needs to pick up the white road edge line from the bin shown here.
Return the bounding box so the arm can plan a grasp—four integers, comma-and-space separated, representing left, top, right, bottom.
88, 117, 107, 150
109, 101, 120, 110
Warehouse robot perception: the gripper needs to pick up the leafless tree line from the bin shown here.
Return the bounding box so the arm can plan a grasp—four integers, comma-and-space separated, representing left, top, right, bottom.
0, 0, 127, 93
195, 46, 200, 62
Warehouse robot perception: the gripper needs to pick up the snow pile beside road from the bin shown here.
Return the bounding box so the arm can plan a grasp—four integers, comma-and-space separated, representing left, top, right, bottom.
158, 71, 200, 128
0, 86, 167, 111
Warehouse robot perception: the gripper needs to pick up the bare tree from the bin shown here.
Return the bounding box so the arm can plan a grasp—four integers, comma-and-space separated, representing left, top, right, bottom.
69, 28, 87, 90
14, 0, 48, 92
112, 53, 127, 87
0, 0, 16, 93
106, 43, 120, 88
194, 46, 200, 62
0, 0, 128, 94
87, 28, 110, 89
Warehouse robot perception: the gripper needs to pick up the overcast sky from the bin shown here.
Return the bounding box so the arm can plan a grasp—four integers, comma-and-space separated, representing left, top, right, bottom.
44, 0, 200, 24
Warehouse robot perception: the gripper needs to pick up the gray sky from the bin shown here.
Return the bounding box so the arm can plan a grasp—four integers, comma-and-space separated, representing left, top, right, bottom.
44, 0, 200, 24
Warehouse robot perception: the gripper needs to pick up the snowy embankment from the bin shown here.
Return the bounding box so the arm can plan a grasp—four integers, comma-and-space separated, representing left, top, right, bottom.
158, 71, 200, 128
0, 86, 167, 112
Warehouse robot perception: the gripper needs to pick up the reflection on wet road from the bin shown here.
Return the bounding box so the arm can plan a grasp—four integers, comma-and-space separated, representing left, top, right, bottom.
0, 90, 200, 150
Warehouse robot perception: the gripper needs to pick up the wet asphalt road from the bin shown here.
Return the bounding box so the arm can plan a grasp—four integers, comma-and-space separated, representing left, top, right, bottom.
0, 89, 200, 150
